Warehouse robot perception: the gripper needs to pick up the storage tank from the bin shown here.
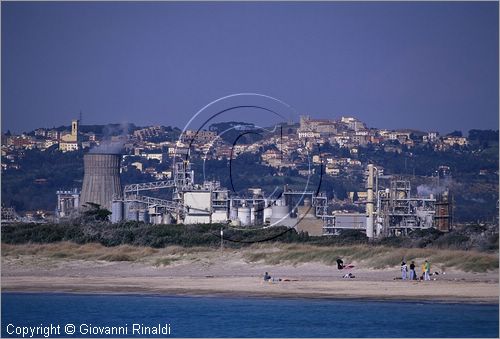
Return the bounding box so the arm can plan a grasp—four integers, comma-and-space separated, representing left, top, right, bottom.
80, 153, 123, 211
111, 200, 124, 223
271, 205, 289, 219
149, 213, 161, 224
263, 206, 273, 223
138, 210, 149, 223
238, 206, 251, 226
229, 206, 238, 220
126, 210, 139, 221
303, 197, 311, 207
124, 202, 138, 221
298, 197, 315, 217
162, 213, 173, 224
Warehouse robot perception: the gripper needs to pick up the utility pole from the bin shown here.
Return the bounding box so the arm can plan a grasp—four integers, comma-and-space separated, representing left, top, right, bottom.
280, 125, 283, 162
220, 227, 224, 252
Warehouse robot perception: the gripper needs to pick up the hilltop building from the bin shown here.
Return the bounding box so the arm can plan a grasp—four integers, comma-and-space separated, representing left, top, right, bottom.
59, 119, 80, 152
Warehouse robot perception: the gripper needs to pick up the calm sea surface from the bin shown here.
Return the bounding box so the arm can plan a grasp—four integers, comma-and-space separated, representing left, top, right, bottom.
2, 293, 498, 338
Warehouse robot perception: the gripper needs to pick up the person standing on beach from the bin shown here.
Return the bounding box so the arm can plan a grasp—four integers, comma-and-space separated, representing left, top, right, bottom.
409, 261, 416, 280
424, 260, 431, 281
401, 261, 408, 280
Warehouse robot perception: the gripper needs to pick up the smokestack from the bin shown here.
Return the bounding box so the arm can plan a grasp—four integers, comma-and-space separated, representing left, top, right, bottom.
366, 164, 374, 239
80, 153, 123, 211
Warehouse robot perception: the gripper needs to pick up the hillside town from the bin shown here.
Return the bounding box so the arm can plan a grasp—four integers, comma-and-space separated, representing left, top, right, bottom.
1, 114, 473, 176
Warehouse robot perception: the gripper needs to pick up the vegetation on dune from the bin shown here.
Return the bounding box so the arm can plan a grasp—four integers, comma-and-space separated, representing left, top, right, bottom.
1, 241, 198, 264
2, 221, 497, 252
242, 243, 499, 272
2, 241, 498, 273
2, 220, 497, 273
0, 222, 375, 248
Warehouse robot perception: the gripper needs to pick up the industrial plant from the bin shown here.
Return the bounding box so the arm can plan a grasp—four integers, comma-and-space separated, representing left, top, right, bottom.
56, 147, 452, 239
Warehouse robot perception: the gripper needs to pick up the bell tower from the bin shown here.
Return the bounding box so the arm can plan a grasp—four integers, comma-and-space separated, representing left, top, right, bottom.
71, 119, 79, 139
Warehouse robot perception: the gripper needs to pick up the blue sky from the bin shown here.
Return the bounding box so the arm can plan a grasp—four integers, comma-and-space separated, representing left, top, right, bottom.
2, 1, 498, 134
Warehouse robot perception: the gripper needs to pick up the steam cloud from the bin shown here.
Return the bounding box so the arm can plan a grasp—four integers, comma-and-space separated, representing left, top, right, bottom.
416, 177, 452, 197
88, 122, 130, 154
89, 141, 125, 154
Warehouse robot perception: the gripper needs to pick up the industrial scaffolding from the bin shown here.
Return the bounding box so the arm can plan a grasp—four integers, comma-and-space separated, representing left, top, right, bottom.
377, 180, 436, 236
322, 168, 452, 237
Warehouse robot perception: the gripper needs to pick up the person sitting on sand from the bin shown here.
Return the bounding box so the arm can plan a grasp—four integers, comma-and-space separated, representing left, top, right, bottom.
337, 258, 356, 270
264, 272, 271, 282
337, 258, 344, 270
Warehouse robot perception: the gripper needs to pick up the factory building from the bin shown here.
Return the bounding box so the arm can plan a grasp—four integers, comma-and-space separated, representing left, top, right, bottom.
321, 165, 452, 237
184, 191, 212, 224
58, 150, 452, 238
56, 188, 80, 218
323, 213, 366, 235
105, 156, 329, 233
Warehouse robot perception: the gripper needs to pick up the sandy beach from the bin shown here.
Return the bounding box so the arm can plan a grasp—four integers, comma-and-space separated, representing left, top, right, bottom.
2, 245, 498, 303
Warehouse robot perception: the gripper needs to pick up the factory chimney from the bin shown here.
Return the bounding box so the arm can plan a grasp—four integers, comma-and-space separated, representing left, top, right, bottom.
80, 153, 123, 211
366, 164, 374, 239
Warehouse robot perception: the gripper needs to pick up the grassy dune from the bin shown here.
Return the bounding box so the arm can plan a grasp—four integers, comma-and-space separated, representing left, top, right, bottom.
2, 242, 498, 272
1, 242, 198, 266
243, 244, 499, 272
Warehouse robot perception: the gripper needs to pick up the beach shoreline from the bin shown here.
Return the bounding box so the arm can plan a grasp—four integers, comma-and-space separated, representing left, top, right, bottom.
2, 244, 498, 304
2, 284, 498, 304
2, 271, 498, 304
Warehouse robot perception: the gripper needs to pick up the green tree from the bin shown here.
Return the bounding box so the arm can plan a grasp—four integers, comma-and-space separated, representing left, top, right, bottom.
82, 202, 112, 221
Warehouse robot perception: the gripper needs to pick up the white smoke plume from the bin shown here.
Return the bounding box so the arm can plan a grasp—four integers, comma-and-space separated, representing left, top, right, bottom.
89, 122, 131, 154
89, 141, 125, 154
416, 177, 452, 197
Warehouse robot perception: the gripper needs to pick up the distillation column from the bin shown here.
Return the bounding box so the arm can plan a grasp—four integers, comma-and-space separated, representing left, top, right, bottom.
366, 164, 374, 239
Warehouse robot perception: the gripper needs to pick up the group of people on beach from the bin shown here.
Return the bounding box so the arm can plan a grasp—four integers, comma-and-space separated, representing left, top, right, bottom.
263, 259, 435, 283
400, 260, 432, 281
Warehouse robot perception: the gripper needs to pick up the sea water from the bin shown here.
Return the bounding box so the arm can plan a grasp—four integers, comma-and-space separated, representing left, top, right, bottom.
2, 293, 498, 338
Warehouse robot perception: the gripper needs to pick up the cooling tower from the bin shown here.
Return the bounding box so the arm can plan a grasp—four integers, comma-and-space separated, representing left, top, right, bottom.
80, 153, 123, 211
